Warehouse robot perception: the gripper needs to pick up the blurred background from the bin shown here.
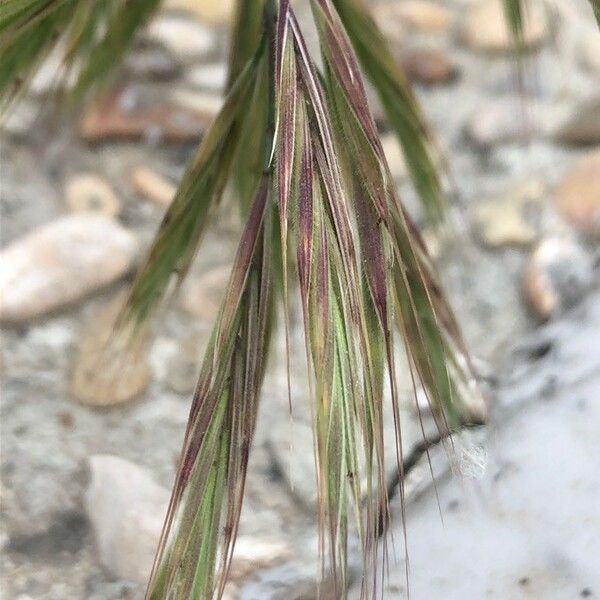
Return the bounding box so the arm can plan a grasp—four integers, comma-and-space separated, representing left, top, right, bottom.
1, 0, 599, 598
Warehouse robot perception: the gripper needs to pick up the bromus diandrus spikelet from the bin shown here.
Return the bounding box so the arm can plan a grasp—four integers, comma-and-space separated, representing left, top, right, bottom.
138, 1, 483, 597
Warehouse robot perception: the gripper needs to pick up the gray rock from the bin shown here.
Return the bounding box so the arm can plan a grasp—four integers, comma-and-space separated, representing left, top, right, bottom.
0, 214, 138, 323
86, 455, 294, 588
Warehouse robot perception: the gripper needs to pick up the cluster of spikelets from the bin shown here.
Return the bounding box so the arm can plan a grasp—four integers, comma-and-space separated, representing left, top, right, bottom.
5, 0, 597, 598
143, 2, 484, 596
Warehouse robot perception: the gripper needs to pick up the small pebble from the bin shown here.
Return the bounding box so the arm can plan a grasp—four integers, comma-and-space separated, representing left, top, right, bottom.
179, 265, 232, 321
522, 236, 594, 320
131, 166, 176, 207
466, 98, 540, 148
462, 0, 549, 53
555, 150, 600, 239
1, 99, 38, 138
125, 43, 180, 80
554, 96, 600, 146
169, 0, 235, 25
185, 63, 227, 93
403, 48, 458, 85
472, 200, 536, 248
65, 173, 121, 217
145, 15, 215, 61
396, 0, 453, 32
170, 89, 223, 120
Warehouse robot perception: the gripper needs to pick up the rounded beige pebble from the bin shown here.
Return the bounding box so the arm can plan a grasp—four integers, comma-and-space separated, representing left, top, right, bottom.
462, 0, 548, 53
131, 166, 176, 207
70, 293, 151, 406
65, 173, 121, 217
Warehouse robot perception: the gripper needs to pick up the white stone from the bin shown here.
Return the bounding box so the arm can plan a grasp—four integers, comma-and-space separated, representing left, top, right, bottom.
185, 63, 227, 93
0, 214, 138, 322
85, 455, 169, 585
145, 16, 215, 61
85, 455, 291, 586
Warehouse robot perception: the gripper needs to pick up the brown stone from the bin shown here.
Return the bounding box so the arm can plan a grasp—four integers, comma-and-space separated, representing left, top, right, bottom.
555, 150, 600, 238
403, 49, 458, 85
554, 97, 600, 146
80, 88, 213, 143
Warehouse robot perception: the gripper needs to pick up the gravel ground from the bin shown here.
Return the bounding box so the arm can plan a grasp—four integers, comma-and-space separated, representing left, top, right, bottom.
1, 0, 599, 598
